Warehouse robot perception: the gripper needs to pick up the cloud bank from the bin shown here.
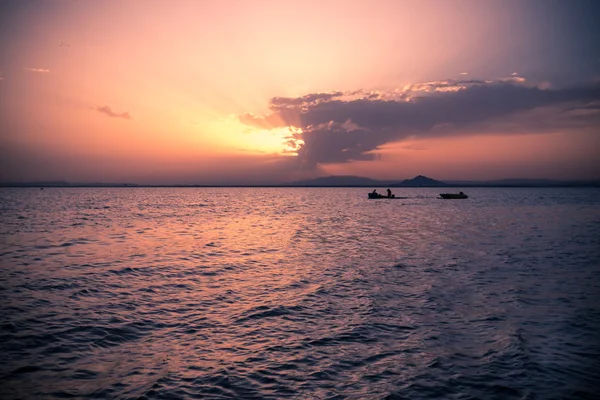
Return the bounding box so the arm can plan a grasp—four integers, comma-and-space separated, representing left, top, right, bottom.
94, 105, 132, 120
239, 78, 600, 166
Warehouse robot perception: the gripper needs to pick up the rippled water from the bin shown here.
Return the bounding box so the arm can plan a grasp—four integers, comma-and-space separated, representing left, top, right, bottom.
1, 187, 599, 399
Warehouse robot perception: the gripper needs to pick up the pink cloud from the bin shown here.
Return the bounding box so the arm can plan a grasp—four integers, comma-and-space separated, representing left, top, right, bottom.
26, 68, 50, 73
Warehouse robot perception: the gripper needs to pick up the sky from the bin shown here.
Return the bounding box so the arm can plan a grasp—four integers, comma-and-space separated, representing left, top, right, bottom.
0, 0, 599, 184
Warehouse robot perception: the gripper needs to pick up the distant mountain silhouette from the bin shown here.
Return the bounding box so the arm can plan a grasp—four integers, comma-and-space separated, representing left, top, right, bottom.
391, 175, 447, 187
284, 175, 600, 187
0, 181, 138, 187
1, 176, 598, 188
288, 174, 447, 187
288, 175, 389, 187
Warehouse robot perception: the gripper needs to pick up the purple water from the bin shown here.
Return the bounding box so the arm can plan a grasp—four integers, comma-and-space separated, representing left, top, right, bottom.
1, 187, 599, 399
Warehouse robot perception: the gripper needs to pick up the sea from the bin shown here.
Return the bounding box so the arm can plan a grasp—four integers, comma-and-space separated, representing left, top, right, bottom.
0, 187, 599, 400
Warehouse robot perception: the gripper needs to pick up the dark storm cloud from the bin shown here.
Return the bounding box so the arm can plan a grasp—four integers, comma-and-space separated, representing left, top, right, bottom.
239, 79, 600, 166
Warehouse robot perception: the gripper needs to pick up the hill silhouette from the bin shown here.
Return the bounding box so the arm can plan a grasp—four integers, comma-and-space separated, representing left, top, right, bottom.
288, 175, 446, 187
391, 175, 447, 187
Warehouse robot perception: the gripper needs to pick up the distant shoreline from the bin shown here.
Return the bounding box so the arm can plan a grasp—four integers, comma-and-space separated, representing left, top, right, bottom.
2, 184, 599, 188
4, 174, 599, 188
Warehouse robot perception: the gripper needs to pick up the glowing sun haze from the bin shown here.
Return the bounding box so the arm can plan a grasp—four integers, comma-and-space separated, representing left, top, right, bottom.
1, 0, 599, 184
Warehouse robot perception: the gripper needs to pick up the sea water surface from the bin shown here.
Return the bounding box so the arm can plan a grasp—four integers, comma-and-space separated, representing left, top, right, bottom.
0, 187, 599, 399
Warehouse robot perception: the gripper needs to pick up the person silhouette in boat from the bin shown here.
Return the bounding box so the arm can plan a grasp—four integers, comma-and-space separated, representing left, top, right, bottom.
372, 189, 378, 196
386, 188, 393, 198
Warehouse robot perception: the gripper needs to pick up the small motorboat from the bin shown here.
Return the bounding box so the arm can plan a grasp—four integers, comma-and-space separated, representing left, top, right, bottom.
439, 192, 468, 199
368, 192, 395, 199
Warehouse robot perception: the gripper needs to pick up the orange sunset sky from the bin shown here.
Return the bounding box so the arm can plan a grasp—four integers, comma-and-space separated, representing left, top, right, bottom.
1, 0, 599, 184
